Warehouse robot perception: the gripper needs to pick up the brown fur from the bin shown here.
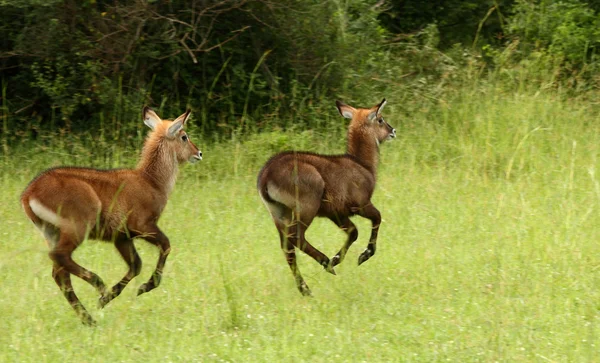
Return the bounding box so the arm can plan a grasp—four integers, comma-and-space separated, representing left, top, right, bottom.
257, 99, 395, 296
21, 107, 202, 325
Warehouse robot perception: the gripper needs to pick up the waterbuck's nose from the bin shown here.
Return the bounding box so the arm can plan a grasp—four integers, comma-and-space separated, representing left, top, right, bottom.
195, 151, 203, 161
391, 128, 396, 138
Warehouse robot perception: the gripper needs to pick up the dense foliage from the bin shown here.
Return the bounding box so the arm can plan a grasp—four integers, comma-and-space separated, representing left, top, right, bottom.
1, 0, 600, 144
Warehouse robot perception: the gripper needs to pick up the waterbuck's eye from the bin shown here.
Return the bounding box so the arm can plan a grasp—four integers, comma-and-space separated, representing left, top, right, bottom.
181, 134, 188, 142
378, 117, 384, 124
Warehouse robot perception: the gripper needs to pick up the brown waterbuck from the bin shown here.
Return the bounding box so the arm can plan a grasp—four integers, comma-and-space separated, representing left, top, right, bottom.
20, 107, 202, 325
257, 99, 395, 295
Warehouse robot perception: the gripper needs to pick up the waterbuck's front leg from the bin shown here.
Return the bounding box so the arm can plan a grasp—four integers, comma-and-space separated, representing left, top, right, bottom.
137, 226, 171, 296
356, 204, 381, 266
328, 216, 358, 268
99, 238, 142, 308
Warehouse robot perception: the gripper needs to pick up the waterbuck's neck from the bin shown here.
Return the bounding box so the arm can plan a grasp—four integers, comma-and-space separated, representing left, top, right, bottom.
346, 126, 379, 176
136, 138, 179, 196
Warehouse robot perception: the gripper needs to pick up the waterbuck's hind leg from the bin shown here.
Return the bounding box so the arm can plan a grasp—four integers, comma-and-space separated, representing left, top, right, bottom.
277, 226, 311, 296
34, 221, 95, 325
136, 226, 170, 296
328, 216, 358, 268
49, 233, 107, 296
288, 217, 336, 275
52, 264, 96, 326
356, 204, 381, 266
99, 238, 142, 308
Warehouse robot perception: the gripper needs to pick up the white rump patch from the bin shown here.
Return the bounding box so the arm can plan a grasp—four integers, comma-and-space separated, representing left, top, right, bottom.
266, 181, 297, 208
29, 199, 63, 227
261, 183, 293, 220
260, 191, 281, 220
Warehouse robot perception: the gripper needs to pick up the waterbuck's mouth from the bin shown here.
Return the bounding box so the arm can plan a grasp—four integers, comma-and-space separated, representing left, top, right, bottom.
190, 151, 203, 163
387, 129, 396, 140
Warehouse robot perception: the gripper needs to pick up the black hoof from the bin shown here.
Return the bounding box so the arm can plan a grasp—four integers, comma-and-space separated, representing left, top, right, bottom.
98, 293, 114, 309
357, 248, 374, 266
320, 257, 337, 275
81, 315, 97, 327
300, 287, 312, 296
322, 261, 337, 275
298, 281, 312, 296
136, 284, 148, 296
330, 254, 342, 267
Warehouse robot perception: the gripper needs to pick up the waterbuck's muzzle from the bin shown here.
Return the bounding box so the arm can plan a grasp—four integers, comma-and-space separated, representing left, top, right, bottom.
191, 151, 202, 163
388, 128, 396, 140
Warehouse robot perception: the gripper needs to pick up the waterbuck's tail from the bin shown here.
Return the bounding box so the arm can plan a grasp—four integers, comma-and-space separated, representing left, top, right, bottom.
27, 198, 65, 227
20, 194, 44, 227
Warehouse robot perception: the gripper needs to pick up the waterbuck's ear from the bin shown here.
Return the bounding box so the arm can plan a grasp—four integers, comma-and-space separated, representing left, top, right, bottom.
336, 100, 355, 119
167, 119, 184, 138
376, 98, 387, 115
143, 107, 162, 130
367, 98, 387, 122
173, 109, 192, 126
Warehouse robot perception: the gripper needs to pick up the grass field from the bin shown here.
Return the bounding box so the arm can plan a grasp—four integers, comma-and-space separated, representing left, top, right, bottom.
1, 90, 600, 362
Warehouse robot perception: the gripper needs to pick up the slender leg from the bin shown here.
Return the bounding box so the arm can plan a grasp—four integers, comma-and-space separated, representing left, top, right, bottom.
328, 216, 358, 268
52, 264, 96, 326
137, 226, 170, 296
99, 239, 142, 308
355, 204, 381, 266
288, 218, 335, 275
49, 234, 107, 295
278, 226, 311, 296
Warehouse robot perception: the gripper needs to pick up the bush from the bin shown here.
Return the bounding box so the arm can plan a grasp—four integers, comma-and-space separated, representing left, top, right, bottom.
508, 0, 600, 65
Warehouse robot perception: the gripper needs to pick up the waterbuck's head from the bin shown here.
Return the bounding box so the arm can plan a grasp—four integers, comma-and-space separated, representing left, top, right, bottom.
336, 98, 396, 145
143, 107, 203, 164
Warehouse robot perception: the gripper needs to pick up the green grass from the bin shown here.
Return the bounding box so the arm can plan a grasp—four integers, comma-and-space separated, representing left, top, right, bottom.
1, 89, 600, 362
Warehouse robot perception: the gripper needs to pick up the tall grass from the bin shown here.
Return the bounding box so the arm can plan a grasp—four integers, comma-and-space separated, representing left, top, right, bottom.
1, 83, 600, 361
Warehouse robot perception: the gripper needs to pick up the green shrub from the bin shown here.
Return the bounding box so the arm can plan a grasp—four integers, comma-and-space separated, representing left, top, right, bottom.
508, 0, 600, 65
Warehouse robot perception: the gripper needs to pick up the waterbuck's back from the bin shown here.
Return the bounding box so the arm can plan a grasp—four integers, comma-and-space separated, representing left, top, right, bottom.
21, 166, 164, 240
258, 151, 376, 218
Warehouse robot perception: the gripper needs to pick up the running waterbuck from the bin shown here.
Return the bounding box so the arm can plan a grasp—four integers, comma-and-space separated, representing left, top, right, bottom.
21, 107, 202, 325
257, 99, 395, 295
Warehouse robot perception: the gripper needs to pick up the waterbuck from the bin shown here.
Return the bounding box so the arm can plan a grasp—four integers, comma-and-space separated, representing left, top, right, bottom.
257, 99, 395, 295
20, 107, 202, 325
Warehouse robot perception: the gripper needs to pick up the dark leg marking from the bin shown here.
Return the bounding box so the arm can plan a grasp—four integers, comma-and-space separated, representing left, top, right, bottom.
49, 236, 107, 295
52, 264, 96, 326
278, 227, 311, 296
99, 238, 142, 308
137, 227, 170, 296
356, 204, 381, 266
328, 216, 358, 268
288, 220, 335, 275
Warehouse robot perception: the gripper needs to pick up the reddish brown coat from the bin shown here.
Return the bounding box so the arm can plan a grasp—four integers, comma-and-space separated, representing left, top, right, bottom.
257, 99, 395, 296
21, 107, 202, 325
